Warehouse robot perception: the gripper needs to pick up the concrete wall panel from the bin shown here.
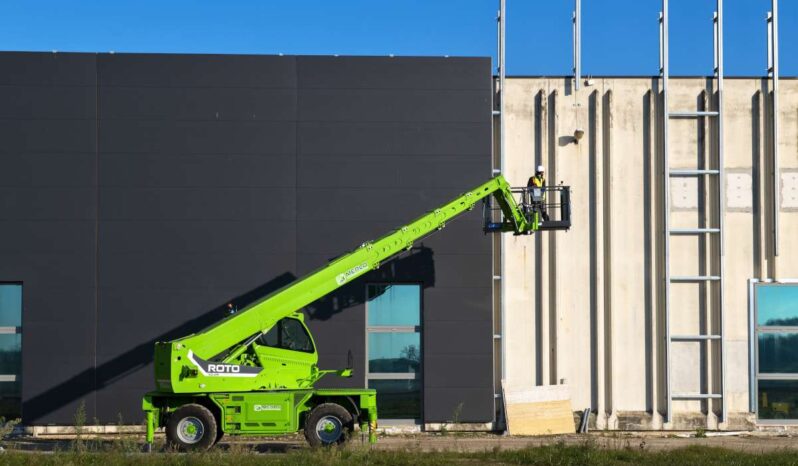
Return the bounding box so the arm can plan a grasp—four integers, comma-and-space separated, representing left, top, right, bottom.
782, 171, 798, 209
503, 77, 798, 430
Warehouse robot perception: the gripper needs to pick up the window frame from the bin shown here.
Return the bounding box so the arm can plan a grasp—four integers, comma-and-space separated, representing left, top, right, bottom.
365, 283, 423, 422
0, 282, 22, 419
750, 279, 798, 424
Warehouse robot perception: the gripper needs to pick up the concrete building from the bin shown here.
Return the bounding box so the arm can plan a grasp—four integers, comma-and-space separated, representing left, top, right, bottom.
500, 77, 798, 430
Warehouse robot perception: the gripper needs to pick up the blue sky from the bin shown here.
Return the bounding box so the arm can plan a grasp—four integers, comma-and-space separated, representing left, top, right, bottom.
0, 0, 795, 76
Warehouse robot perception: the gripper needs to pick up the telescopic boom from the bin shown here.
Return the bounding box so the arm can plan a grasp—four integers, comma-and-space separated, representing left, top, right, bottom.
169, 175, 534, 362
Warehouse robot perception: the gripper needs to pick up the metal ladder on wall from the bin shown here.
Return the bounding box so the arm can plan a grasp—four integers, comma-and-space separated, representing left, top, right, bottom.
660, 0, 727, 425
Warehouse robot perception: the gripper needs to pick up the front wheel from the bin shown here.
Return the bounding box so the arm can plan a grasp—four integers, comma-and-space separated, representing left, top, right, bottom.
166, 404, 218, 451
304, 403, 353, 447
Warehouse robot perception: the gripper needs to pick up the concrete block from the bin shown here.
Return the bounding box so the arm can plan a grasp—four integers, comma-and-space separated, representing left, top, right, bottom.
671, 178, 698, 210
781, 171, 798, 210
726, 413, 756, 431
671, 342, 701, 393
725, 340, 751, 399
615, 411, 655, 430
671, 412, 708, 430
424, 422, 494, 432
726, 171, 753, 211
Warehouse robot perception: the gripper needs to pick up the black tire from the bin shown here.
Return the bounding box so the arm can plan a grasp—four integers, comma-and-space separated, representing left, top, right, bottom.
214, 426, 225, 446
303, 403, 353, 447
166, 404, 217, 451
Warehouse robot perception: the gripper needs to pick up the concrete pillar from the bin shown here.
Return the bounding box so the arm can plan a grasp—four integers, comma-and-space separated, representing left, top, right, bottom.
648, 86, 664, 429
589, 88, 609, 429
538, 88, 552, 386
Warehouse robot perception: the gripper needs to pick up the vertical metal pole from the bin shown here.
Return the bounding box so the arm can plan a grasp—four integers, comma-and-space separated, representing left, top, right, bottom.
659, 12, 664, 76
491, 2, 503, 427
748, 279, 756, 413
492, 5, 499, 424
768, 1, 780, 257
498, 0, 507, 406
715, 0, 727, 424
660, 0, 671, 425
714, 10, 723, 246
496, 8, 502, 81
499, 0, 506, 177
767, 13, 773, 74
573, 0, 581, 91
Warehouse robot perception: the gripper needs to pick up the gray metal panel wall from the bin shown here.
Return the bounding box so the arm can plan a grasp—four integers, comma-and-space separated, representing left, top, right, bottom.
94, 54, 299, 421
0, 52, 493, 425
0, 53, 99, 423
296, 56, 493, 423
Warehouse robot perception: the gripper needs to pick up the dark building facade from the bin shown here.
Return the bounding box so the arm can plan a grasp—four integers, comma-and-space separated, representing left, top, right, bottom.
0, 52, 493, 426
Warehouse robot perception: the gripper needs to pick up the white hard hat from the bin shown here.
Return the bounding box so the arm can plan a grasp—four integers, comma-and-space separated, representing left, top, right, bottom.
536, 165, 545, 172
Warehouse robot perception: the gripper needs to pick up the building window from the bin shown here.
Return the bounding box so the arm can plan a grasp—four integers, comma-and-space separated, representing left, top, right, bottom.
755, 283, 798, 420
366, 284, 421, 420
0, 284, 21, 419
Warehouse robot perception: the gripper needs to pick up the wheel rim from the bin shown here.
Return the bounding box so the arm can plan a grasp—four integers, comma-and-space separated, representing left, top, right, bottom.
315, 415, 343, 444
176, 416, 205, 444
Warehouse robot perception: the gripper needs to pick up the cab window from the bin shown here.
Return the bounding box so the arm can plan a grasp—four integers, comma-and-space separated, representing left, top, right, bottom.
259, 318, 314, 353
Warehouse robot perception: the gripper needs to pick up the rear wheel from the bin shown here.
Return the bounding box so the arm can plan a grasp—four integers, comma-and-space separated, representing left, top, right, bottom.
304, 403, 353, 447
166, 404, 217, 451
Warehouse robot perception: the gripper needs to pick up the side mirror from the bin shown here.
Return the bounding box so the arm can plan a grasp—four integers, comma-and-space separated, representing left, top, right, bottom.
347, 350, 354, 370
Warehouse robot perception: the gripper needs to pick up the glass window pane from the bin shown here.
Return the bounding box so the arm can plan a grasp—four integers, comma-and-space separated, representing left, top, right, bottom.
757, 284, 798, 326
0, 285, 21, 327
368, 379, 421, 419
758, 380, 798, 420
259, 324, 279, 347
0, 386, 20, 419
0, 334, 21, 376
367, 284, 420, 327
280, 318, 313, 353
758, 333, 798, 373
368, 332, 420, 373
0, 285, 20, 420
0, 333, 20, 419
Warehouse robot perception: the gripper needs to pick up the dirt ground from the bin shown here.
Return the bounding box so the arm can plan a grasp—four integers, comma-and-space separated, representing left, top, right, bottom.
365, 432, 798, 453
9, 431, 798, 454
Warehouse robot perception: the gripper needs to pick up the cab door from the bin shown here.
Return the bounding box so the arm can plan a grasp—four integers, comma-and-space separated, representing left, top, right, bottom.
252, 317, 318, 389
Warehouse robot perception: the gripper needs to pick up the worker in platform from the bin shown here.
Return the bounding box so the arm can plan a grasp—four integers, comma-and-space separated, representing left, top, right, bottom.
527, 165, 549, 222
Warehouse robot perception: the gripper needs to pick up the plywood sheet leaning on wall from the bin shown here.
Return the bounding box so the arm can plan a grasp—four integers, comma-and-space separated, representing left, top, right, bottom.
502, 382, 575, 435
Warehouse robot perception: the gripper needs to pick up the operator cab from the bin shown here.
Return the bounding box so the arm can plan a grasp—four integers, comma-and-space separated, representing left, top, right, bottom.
251, 316, 319, 389
258, 317, 315, 353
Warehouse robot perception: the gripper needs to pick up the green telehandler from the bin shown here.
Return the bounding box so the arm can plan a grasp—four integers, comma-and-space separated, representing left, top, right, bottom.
142, 175, 570, 451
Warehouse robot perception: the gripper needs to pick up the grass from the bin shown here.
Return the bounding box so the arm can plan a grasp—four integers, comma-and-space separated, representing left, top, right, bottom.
1, 443, 798, 465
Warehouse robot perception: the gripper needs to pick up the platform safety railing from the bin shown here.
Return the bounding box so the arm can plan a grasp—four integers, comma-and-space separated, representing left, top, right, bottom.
483, 185, 571, 233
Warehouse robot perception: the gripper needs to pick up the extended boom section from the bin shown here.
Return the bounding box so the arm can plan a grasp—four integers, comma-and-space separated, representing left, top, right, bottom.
143, 175, 569, 451
157, 176, 532, 385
